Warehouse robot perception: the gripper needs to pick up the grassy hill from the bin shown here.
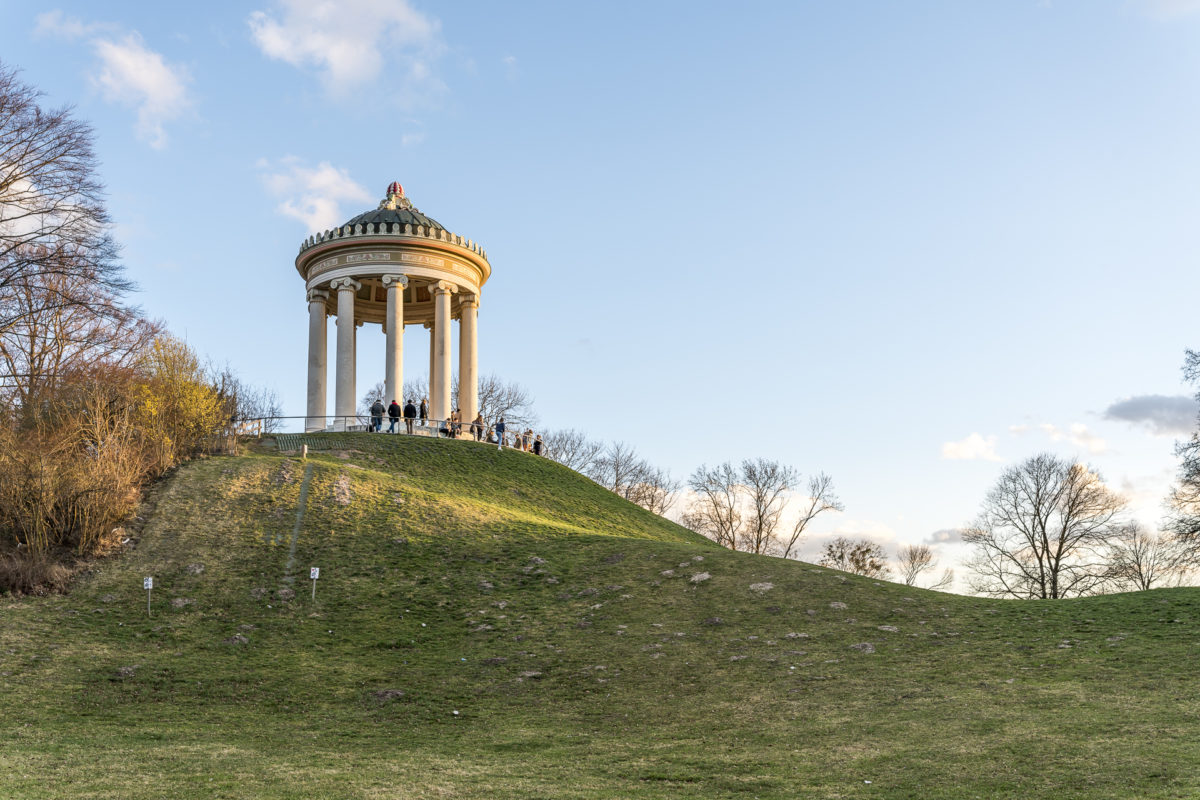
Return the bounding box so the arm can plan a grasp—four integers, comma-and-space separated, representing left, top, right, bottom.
1, 433, 1199, 799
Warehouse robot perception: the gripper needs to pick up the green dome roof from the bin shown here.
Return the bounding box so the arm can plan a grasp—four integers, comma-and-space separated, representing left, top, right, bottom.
342, 206, 445, 232
338, 182, 444, 233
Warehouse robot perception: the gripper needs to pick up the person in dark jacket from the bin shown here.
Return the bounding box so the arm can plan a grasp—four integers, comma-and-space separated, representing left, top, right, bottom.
369, 399, 385, 433
494, 418, 506, 450
403, 399, 417, 434
533, 434, 544, 456
387, 400, 402, 433
419, 397, 428, 426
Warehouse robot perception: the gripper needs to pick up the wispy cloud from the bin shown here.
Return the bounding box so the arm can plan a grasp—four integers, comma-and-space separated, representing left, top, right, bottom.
258, 157, 372, 233
34, 10, 114, 39
1010, 422, 1109, 455
36, 12, 192, 149
1139, 0, 1200, 19
1103, 394, 1198, 437
942, 433, 1002, 462
248, 0, 445, 103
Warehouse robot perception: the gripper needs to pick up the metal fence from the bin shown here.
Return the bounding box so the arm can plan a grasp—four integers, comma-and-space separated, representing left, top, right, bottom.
231, 414, 540, 451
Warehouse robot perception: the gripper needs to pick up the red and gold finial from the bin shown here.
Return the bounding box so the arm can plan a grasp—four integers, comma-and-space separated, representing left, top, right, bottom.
379, 180, 415, 211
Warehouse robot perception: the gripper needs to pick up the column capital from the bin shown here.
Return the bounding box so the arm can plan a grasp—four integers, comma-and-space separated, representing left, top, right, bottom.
423, 321, 433, 330
330, 277, 362, 293
381, 273, 409, 289
307, 288, 329, 304
458, 292, 479, 309
428, 280, 457, 296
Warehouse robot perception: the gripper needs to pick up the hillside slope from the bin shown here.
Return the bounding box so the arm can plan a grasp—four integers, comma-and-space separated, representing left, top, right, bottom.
1, 434, 1199, 799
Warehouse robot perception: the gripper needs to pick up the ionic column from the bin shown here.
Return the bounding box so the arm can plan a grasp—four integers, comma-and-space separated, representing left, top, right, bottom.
429, 280, 456, 422
382, 274, 408, 405
305, 288, 329, 432
424, 321, 434, 415
458, 294, 479, 431
331, 278, 361, 426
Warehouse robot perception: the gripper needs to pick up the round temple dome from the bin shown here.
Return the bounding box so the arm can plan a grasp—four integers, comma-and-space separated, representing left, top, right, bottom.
341, 205, 445, 232
338, 181, 445, 233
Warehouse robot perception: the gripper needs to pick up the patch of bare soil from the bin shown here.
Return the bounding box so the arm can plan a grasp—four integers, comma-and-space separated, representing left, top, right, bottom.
333, 474, 352, 506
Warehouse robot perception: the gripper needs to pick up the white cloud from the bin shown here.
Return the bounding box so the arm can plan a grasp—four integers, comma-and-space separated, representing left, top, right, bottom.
248, 0, 444, 98
258, 157, 372, 232
91, 33, 191, 150
1039, 423, 1108, 455
942, 433, 1002, 462
35, 13, 191, 150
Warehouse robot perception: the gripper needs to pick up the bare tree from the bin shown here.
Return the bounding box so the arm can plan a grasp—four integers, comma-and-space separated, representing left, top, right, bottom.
1, 62, 127, 339
683, 461, 844, 556
541, 428, 604, 473
964, 453, 1127, 599
1107, 523, 1194, 591
740, 458, 795, 555
453, 372, 536, 431
683, 462, 743, 550
624, 463, 681, 517
1169, 349, 1200, 544
0, 270, 158, 409
779, 472, 844, 559
1, 63, 138, 413
896, 543, 955, 590
210, 366, 283, 432
897, 544, 935, 586
588, 441, 644, 494
819, 536, 891, 579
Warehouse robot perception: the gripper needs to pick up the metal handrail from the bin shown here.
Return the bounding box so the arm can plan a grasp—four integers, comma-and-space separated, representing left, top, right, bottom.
232, 414, 545, 450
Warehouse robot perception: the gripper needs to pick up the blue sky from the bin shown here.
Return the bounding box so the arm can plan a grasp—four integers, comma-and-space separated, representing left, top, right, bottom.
3, 0, 1199, 582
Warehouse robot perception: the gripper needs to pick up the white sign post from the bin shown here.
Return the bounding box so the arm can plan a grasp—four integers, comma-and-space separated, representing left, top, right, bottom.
144, 576, 153, 617
310, 567, 320, 600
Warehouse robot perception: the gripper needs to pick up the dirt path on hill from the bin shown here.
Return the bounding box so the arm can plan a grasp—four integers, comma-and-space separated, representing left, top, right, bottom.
283, 463, 314, 585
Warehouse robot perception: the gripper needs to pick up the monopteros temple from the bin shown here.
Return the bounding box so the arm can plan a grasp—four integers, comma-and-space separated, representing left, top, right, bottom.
296, 182, 491, 431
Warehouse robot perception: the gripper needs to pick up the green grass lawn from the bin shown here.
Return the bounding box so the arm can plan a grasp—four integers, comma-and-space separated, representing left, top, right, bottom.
1, 433, 1198, 798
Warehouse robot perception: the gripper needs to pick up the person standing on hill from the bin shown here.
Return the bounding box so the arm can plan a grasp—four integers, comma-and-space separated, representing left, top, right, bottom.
471, 412, 484, 441
533, 434, 543, 456
495, 418, 506, 450
403, 398, 417, 434
387, 400, 402, 433
369, 398, 385, 433
419, 397, 428, 426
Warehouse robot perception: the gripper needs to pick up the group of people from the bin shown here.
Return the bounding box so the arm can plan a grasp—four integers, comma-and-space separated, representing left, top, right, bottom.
492, 418, 543, 454
364, 398, 542, 455
437, 407, 485, 441
367, 398, 423, 435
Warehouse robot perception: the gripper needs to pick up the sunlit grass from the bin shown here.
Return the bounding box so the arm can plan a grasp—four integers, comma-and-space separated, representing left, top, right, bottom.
1, 434, 1198, 798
